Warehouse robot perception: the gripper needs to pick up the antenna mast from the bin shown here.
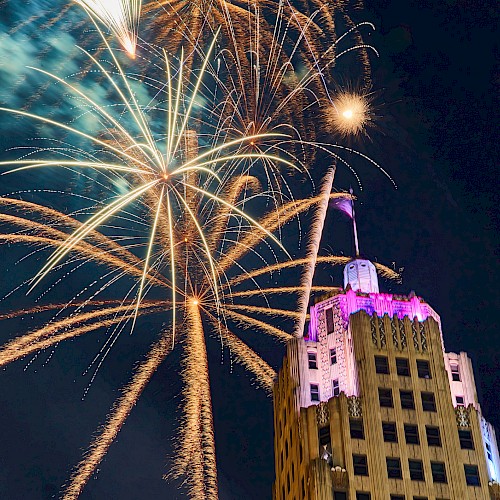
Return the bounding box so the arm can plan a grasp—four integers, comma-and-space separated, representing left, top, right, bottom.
350, 187, 360, 257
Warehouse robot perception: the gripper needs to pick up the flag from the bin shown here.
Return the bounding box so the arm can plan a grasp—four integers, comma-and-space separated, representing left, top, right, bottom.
330, 194, 354, 219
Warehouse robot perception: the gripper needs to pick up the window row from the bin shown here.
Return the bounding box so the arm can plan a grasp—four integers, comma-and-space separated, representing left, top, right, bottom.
379, 387, 436, 411
353, 454, 481, 485
381, 422, 443, 446
310, 380, 340, 401
307, 348, 337, 369
350, 417, 474, 449
375, 355, 431, 378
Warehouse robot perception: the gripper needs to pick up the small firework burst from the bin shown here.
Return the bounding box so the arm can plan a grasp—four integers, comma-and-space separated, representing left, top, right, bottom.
328, 91, 371, 138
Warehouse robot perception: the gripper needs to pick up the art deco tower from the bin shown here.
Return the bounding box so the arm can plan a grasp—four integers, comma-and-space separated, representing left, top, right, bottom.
272, 258, 500, 499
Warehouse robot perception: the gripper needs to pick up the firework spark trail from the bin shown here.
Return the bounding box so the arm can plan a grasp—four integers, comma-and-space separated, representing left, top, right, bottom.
207, 316, 276, 392
374, 262, 401, 281
0, 210, 147, 267
220, 308, 292, 342
199, 377, 218, 499
294, 166, 335, 337
62, 328, 172, 500
218, 191, 351, 273
229, 286, 341, 299
228, 255, 351, 287
0, 198, 148, 266
0, 303, 166, 367
0, 233, 168, 288
0, 316, 134, 368
0, 300, 140, 321
74, 0, 142, 56
173, 300, 218, 499
208, 175, 262, 253
224, 303, 304, 320
217, 197, 310, 272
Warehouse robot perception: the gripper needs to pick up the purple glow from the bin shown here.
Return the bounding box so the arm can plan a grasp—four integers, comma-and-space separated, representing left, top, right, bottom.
307, 289, 441, 343
330, 196, 353, 218
343, 289, 428, 320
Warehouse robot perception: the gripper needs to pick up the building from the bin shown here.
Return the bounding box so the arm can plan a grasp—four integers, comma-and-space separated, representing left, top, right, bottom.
273, 258, 500, 500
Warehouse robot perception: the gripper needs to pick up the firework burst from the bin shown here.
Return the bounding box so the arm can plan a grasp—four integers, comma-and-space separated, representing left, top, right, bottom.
0, 2, 400, 498
74, 0, 142, 56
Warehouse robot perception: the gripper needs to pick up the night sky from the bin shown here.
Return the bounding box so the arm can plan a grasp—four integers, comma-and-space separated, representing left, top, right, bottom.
0, 1, 498, 499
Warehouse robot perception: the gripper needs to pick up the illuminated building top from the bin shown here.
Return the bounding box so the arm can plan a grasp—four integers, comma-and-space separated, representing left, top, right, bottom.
274, 258, 500, 499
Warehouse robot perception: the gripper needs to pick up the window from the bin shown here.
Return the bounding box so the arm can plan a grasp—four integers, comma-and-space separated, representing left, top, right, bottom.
409, 459, 424, 481
464, 464, 480, 486
426, 426, 441, 447
413, 497, 428, 500
450, 364, 460, 381
350, 419, 364, 439
404, 424, 419, 445
396, 358, 410, 376
431, 462, 447, 483
382, 422, 398, 443
458, 429, 474, 449
318, 426, 330, 446
375, 355, 389, 374
421, 392, 437, 412
353, 454, 368, 476
390, 496, 405, 500
334, 493, 347, 500
330, 348, 337, 365
456, 395, 465, 406
332, 379, 340, 396
379, 388, 393, 408
308, 352, 318, 369
417, 359, 431, 378
486, 442, 493, 461
400, 390, 415, 410
325, 307, 334, 334
356, 493, 370, 500
310, 384, 320, 402
386, 457, 402, 479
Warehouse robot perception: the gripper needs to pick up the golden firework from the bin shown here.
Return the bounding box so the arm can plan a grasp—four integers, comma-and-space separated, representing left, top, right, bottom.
328, 91, 372, 138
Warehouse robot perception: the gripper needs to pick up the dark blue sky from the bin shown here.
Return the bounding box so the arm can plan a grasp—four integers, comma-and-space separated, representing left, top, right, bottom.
0, 0, 498, 498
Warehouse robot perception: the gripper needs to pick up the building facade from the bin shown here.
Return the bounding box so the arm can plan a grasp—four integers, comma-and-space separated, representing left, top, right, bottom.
273, 259, 500, 500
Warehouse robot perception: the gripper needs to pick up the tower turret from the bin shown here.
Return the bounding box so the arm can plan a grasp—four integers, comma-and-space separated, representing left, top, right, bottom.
343, 258, 379, 293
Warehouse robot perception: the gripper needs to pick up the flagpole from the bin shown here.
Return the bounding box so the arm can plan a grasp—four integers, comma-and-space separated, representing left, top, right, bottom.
350, 187, 360, 257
